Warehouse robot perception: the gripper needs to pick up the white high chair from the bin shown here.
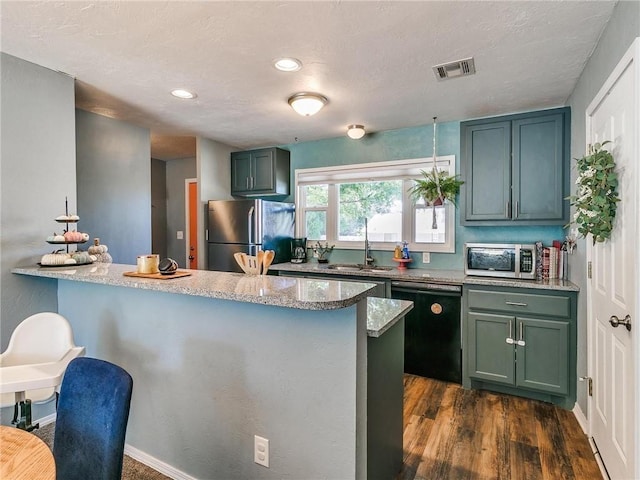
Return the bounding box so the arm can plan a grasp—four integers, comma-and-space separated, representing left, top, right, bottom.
0, 312, 85, 430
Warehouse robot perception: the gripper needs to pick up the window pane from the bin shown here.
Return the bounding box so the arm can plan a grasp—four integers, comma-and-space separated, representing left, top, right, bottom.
304, 185, 328, 207
338, 181, 402, 242
306, 210, 326, 240
415, 205, 446, 243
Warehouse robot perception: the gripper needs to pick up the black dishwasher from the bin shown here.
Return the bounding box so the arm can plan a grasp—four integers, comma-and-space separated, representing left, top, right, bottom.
391, 281, 462, 384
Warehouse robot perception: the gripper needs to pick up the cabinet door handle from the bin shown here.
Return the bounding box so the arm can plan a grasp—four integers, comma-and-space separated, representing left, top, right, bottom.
505, 319, 515, 344
516, 320, 526, 347
247, 206, 255, 243
246, 177, 250, 190
515, 201, 519, 218
505, 301, 527, 307
506, 202, 511, 218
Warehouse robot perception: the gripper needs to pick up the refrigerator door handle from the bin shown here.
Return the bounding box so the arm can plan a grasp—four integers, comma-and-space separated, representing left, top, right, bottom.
247, 206, 255, 244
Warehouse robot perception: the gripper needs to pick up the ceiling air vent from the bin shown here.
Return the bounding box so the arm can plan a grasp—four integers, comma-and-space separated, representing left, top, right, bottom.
433, 57, 476, 81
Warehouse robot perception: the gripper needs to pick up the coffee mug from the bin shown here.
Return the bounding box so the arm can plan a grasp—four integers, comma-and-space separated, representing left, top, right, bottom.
137, 254, 160, 274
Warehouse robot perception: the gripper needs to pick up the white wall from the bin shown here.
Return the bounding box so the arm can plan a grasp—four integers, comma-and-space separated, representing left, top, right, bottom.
567, 1, 640, 415
196, 136, 234, 269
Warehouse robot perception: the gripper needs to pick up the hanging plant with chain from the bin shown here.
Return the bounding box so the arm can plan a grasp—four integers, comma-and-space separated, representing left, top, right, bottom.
409, 117, 464, 229
568, 141, 620, 244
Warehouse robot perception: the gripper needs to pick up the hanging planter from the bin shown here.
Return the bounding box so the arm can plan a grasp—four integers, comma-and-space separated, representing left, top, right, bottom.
409, 168, 464, 207
409, 117, 464, 228
567, 141, 620, 244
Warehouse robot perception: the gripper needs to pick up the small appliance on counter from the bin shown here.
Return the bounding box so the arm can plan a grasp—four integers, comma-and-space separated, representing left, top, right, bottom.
464, 243, 536, 279
290, 237, 307, 263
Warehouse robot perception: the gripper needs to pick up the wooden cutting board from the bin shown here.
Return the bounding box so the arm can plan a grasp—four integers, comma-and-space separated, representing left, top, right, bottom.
123, 271, 191, 280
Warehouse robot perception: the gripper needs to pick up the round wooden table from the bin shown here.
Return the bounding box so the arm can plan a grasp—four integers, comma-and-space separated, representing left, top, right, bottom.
0, 425, 55, 479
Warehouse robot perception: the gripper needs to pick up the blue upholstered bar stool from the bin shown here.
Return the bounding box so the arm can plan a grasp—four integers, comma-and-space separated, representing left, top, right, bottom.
53, 357, 133, 480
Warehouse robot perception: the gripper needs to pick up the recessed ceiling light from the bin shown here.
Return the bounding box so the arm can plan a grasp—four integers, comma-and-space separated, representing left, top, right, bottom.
170, 89, 197, 99
274, 58, 302, 72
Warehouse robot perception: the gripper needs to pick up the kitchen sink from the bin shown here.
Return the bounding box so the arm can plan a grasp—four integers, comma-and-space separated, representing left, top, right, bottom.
326, 264, 393, 273
363, 266, 393, 272
327, 264, 364, 271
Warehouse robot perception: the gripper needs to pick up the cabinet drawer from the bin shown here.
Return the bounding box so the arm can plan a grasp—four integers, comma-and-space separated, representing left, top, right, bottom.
467, 289, 571, 318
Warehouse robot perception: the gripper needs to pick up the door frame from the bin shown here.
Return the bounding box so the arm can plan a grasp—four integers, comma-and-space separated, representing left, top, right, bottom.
185, 178, 197, 269
586, 37, 640, 476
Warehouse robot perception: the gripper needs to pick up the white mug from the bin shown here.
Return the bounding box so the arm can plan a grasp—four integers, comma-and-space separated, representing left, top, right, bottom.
137, 254, 159, 274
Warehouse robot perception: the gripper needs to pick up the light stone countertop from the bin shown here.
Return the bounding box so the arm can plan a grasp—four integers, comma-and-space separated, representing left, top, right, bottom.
366, 297, 413, 337
269, 262, 579, 292
13, 263, 414, 336
12, 263, 378, 311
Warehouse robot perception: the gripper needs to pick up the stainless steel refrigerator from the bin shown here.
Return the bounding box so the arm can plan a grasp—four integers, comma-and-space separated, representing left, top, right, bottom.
207, 199, 295, 272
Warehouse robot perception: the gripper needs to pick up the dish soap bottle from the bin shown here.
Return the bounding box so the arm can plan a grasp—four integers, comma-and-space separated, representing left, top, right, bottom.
394, 244, 402, 259
402, 241, 410, 259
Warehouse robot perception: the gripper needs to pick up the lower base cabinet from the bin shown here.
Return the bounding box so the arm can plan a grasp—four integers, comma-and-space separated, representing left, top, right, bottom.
463, 285, 577, 409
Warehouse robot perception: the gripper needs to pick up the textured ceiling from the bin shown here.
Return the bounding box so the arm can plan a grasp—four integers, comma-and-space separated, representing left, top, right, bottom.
1, 1, 616, 159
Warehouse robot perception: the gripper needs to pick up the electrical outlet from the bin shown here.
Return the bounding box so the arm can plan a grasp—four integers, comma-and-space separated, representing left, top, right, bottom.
254, 435, 269, 468
422, 252, 431, 264
177, 231, 184, 240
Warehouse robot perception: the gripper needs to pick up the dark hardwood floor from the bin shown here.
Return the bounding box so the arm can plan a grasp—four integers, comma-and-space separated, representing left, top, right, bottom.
398, 374, 603, 480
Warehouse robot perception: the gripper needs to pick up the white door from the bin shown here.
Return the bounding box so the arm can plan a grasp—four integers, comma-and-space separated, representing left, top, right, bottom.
588, 39, 639, 480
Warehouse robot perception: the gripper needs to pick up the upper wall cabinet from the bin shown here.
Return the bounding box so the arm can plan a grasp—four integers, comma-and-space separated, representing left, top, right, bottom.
460, 108, 570, 225
231, 147, 290, 197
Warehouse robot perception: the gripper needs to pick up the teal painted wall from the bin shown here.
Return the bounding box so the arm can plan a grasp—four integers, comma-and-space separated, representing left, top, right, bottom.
282, 121, 564, 270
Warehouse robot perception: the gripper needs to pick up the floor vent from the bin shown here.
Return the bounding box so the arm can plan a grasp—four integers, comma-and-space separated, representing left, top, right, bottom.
433, 57, 476, 81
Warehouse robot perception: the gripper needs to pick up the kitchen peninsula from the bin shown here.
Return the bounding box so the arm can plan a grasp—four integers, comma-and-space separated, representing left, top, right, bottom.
12, 264, 412, 480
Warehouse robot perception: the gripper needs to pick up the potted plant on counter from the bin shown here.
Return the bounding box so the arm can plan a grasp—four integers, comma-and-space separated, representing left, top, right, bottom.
312, 241, 334, 263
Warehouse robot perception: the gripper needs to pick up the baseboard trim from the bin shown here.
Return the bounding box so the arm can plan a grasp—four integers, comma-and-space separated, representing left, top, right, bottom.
35, 412, 57, 427
572, 402, 589, 434
589, 437, 611, 480
124, 444, 197, 480
33, 413, 194, 480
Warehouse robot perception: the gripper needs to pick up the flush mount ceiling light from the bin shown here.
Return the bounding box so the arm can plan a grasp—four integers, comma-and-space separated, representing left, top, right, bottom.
170, 89, 197, 99
274, 57, 302, 72
288, 93, 328, 116
347, 125, 366, 140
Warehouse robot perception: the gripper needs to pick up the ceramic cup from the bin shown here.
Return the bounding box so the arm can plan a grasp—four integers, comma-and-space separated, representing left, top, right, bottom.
137, 254, 160, 274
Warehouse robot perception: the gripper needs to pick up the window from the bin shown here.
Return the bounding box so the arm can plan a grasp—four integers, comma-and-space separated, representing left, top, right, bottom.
295, 156, 456, 253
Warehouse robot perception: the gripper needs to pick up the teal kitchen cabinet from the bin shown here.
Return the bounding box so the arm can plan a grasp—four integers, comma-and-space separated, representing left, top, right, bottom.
231, 147, 290, 196
467, 311, 515, 385
461, 107, 570, 225
463, 285, 576, 409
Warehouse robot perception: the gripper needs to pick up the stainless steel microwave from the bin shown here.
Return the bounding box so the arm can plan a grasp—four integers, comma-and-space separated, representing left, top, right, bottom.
464, 243, 536, 279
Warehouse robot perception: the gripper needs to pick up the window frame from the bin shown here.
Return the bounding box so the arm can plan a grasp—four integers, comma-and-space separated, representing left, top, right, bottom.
295, 156, 457, 253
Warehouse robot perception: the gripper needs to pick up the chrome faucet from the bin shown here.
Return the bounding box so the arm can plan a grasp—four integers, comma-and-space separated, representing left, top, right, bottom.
364, 218, 374, 266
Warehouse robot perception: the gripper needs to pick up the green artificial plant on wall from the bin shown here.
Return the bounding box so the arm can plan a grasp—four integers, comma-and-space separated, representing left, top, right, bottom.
567, 141, 620, 244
